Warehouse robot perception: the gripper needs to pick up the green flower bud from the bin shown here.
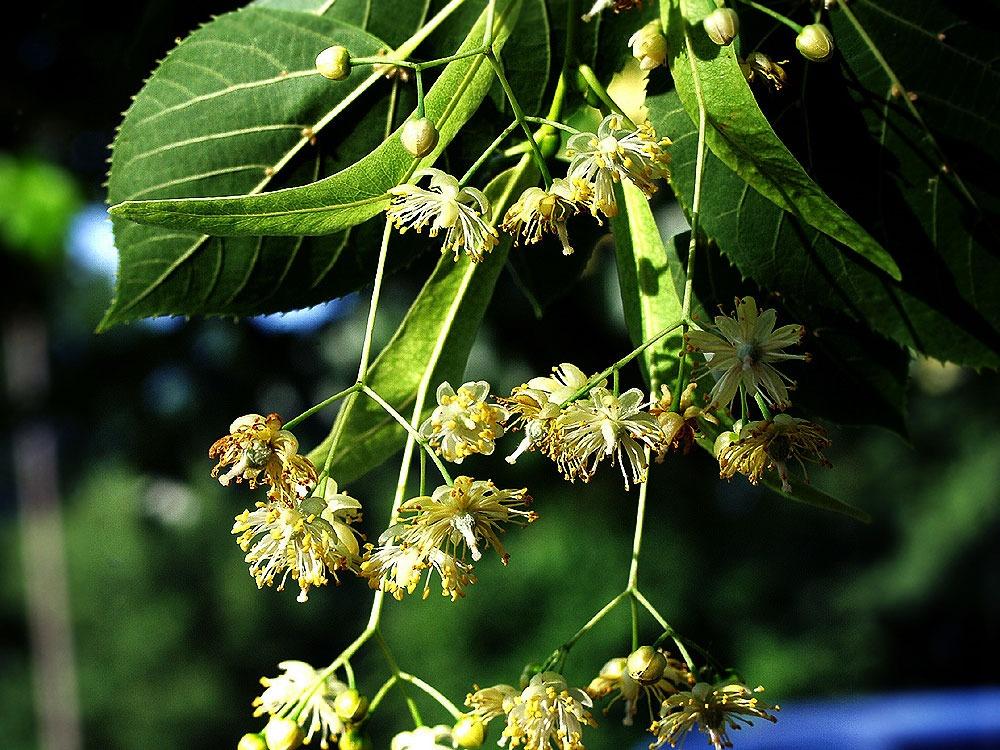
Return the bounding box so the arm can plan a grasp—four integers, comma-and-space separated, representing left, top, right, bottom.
401, 117, 440, 158
238, 733, 268, 750
626, 645, 668, 685
452, 714, 486, 748
338, 730, 372, 750
333, 689, 369, 724
704, 8, 740, 46
263, 717, 304, 750
796, 23, 835, 62
316, 46, 352, 80
538, 131, 561, 160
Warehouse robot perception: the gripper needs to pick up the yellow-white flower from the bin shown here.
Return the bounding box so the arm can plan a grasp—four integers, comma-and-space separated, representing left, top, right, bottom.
399, 476, 536, 564
210, 413, 317, 499
715, 414, 831, 492
686, 297, 806, 411
387, 168, 499, 262
501, 179, 580, 256
232, 478, 363, 602
391, 725, 455, 750
420, 381, 508, 464
360, 535, 475, 602
467, 683, 520, 725
254, 661, 348, 749
500, 363, 602, 465
586, 655, 692, 727
566, 115, 670, 218
650, 682, 778, 750
501, 672, 597, 750
556, 387, 663, 488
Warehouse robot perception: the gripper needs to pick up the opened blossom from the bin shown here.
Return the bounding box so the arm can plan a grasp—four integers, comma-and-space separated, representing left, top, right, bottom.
387, 168, 498, 262
232, 478, 363, 602
501, 672, 597, 750
566, 114, 671, 218
715, 414, 831, 492
501, 178, 580, 255
500, 363, 604, 465
556, 387, 663, 488
420, 381, 508, 463
686, 297, 806, 411
650, 682, 778, 750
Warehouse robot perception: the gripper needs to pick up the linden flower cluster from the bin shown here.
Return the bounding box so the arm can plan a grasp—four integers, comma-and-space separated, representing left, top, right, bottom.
212, 414, 365, 603
467, 672, 597, 749
687, 297, 832, 491
361, 476, 536, 601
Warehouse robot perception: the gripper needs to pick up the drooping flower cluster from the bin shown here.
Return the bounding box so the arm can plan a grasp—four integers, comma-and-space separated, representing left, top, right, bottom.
387, 168, 499, 262
420, 381, 508, 463
468, 672, 597, 749
649, 682, 778, 750
361, 476, 535, 601
566, 114, 671, 219
232, 477, 364, 602
715, 414, 831, 492
586, 650, 693, 727
254, 661, 349, 749
210, 413, 317, 501
686, 297, 807, 412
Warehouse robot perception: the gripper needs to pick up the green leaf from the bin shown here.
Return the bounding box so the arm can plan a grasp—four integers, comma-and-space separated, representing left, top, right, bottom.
109, 0, 524, 238
660, 0, 901, 280
309, 159, 539, 483
763, 477, 871, 524
610, 183, 685, 390
650, 85, 1000, 368
488, 0, 551, 118
102, 4, 429, 329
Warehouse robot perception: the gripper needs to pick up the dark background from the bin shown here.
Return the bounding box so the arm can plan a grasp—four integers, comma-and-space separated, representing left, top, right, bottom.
2, 2, 999, 749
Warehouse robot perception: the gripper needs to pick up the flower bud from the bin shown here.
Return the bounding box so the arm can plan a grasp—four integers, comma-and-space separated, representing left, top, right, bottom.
796, 23, 835, 62
316, 46, 352, 80
626, 645, 667, 685
452, 714, 486, 748
263, 717, 304, 750
538, 131, 561, 160
704, 8, 740, 46
519, 661, 544, 689
401, 117, 439, 158
333, 689, 369, 723
338, 730, 372, 750
238, 733, 268, 750
628, 22, 667, 70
